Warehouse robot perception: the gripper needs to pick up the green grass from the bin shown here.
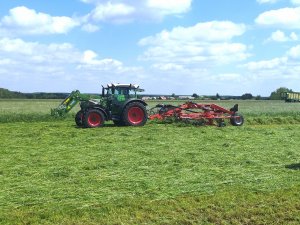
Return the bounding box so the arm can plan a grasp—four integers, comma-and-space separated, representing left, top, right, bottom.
0, 100, 300, 224
0, 99, 75, 123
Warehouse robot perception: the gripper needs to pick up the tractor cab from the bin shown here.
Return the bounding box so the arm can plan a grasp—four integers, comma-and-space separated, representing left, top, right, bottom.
102, 84, 144, 101
101, 84, 146, 121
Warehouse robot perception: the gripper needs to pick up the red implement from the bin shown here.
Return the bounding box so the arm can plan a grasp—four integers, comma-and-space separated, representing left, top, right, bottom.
148, 102, 244, 126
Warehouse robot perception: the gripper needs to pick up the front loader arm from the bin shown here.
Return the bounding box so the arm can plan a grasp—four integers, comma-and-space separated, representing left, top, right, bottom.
51, 90, 91, 117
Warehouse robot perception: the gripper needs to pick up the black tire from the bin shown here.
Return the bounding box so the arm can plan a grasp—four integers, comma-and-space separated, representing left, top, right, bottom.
230, 113, 244, 126
122, 102, 147, 126
75, 110, 84, 127
83, 109, 105, 128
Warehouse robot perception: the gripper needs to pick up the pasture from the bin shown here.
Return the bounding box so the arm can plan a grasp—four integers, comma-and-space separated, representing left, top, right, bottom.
0, 99, 299, 224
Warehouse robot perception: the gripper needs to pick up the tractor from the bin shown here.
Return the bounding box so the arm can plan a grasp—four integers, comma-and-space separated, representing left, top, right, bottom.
51, 84, 148, 128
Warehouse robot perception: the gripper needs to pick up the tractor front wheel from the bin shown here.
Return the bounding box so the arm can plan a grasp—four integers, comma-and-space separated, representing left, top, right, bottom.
230, 113, 244, 126
75, 110, 84, 127
122, 102, 147, 126
83, 109, 105, 128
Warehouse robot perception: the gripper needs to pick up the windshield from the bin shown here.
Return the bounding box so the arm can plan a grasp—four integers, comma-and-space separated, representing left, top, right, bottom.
105, 86, 137, 98
114, 88, 129, 95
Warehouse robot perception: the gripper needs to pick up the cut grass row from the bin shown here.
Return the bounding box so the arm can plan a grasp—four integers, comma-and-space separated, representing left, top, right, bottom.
2, 186, 299, 224
0, 120, 299, 224
2, 112, 300, 125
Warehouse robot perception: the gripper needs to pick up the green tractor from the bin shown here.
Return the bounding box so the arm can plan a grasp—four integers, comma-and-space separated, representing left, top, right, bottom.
51, 84, 148, 128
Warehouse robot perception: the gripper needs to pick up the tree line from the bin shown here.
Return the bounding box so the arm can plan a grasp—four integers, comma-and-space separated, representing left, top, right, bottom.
0, 88, 68, 99
0, 87, 293, 100
192, 87, 292, 100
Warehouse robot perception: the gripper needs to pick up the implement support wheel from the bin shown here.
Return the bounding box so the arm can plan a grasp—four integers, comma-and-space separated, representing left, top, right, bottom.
230, 113, 244, 126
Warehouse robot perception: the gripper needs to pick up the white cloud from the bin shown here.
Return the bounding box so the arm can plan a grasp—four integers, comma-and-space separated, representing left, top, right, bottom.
0, 1, 193, 36
82, 50, 98, 63
257, 0, 279, 4
138, 21, 248, 68
139, 21, 246, 45
81, 0, 193, 23
0, 38, 81, 65
0, 37, 141, 92
270, 30, 288, 42
211, 73, 242, 82
291, 0, 300, 5
81, 23, 100, 32
240, 45, 300, 83
79, 50, 127, 72
89, 2, 136, 23
242, 57, 288, 70
80, 0, 107, 3
151, 63, 185, 71
287, 45, 300, 58
267, 30, 298, 42
80, 0, 95, 3
0, 6, 79, 35
255, 7, 300, 29
134, 21, 251, 95
290, 32, 299, 40
146, 0, 192, 15
0, 59, 14, 65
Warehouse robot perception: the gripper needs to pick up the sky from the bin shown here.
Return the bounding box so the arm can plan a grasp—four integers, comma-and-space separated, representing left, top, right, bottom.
1, 0, 300, 96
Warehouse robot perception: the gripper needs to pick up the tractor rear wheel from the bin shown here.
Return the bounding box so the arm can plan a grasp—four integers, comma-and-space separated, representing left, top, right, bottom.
230, 113, 244, 126
75, 110, 84, 127
83, 109, 105, 128
122, 102, 147, 126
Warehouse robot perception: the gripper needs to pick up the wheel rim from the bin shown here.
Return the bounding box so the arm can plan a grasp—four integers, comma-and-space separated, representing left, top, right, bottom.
88, 112, 102, 127
234, 115, 243, 125
128, 107, 144, 125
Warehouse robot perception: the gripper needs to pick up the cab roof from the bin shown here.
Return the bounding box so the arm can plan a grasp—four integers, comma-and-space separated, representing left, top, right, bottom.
107, 83, 140, 89
104, 83, 144, 92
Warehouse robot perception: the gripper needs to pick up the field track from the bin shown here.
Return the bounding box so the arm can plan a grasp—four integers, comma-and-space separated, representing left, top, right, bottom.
0, 99, 299, 224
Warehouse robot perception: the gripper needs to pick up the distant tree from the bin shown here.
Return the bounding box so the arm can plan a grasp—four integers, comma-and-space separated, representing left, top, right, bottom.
270, 87, 292, 100
192, 93, 199, 98
255, 95, 262, 100
0, 88, 25, 98
0, 88, 71, 99
171, 93, 176, 98
216, 93, 220, 99
241, 93, 253, 100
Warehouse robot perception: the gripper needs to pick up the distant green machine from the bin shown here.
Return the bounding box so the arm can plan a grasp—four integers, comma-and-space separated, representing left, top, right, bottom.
281, 92, 300, 102
51, 84, 147, 128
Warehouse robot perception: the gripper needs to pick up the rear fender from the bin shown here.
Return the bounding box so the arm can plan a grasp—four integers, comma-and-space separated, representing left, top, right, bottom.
123, 99, 147, 110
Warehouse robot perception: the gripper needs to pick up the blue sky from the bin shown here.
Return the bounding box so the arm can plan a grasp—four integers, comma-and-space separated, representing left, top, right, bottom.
1, 0, 300, 96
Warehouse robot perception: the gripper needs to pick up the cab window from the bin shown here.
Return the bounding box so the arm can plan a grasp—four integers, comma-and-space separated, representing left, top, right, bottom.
129, 89, 136, 98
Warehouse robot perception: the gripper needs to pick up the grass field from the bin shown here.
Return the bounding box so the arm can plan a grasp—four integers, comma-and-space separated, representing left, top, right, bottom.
0, 99, 299, 224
